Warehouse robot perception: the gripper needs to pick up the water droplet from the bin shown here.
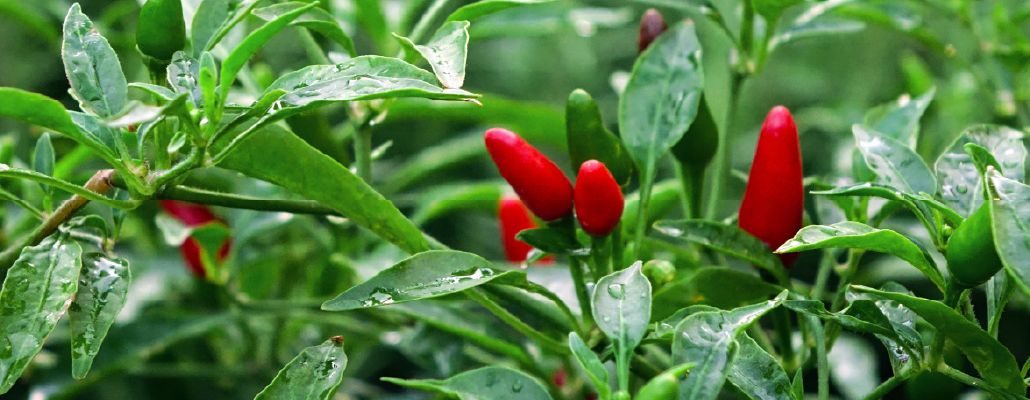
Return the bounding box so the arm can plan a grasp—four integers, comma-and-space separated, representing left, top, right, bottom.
512, 380, 523, 392
607, 283, 625, 299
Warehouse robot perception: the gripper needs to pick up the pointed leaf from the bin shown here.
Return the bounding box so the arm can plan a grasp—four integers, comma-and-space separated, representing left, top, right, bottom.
728, 333, 795, 400
852, 124, 936, 195
253, 2, 356, 57
322, 250, 519, 311
568, 332, 609, 398
986, 169, 1030, 296
383, 366, 552, 400
167, 51, 203, 107
591, 261, 651, 351
254, 337, 348, 400
219, 3, 316, 99
62, 4, 127, 117
0, 231, 82, 393
654, 219, 786, 282
863, 88, 936, 146
446, 0, 556, 21
0, 88, 118, 165
68, 223, 131, 378
394, 21, 469, 89
776, 222, 944, 290
936, 125, 1025, 217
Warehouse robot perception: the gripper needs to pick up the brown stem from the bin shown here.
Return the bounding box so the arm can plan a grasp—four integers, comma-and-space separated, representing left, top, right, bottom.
0, 170, 115, 271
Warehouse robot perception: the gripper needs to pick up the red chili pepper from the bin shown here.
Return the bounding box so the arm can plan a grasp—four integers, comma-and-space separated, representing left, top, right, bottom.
738, 106, 804, 266
160, 200, 231, 278
485, 128, 574, 221
574, 160, 624, 237
551, 368, 567, 388
498, 196, 537, 263
638, 8, 667, 53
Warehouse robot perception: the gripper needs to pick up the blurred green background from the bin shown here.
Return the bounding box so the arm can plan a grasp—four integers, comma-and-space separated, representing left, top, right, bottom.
0, 0, 1027, 398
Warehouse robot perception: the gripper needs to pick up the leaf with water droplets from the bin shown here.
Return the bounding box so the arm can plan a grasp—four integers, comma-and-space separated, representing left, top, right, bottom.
935, 125, 1026, 217
253, 2, 356, 57
383, 365, 552, 400
619, 21, 704, 193
850, 285, 1025, 395
254, 336, 348, 400
68, 248, 130, 379
395, 21, 469, 89
322, 250, 520, 311
846, 282, 924, 375
864, 88, 936, 146
166, 51, 203, 107
0, 231, 82, 394
776, 221, 944, 290
653, 219, 787, 283
727, 333, 796, 400
591, 261, 651, 352
672, 291, 787, 400
986, 169, 1030, 296
652, 267, 782, 322
61, 3, 127, 117
853, 124, 936, 196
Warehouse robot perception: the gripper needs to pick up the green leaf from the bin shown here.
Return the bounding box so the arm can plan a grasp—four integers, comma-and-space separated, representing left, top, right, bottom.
783, 299, 921, 363
770, 16, 865, 51
62, 3, 127, 117
565, 89, 635, 186
410, 182, 502, 225
863, 88, 936, 146
322, 250, 518, 311
851, 285, 1024, 394
753, 0, 804, 22
727, 333, 795, 400
0, 231, 83, 394
569, 332, 610, 398
33, 132, 55, 199
66, 217, 131, 379
0, 87, 121, 167
847, 282, 924, 375
935, 125, 1026, 217
986, 169, 1030, 296
446, 0, 556, 22
190, 0, 230, 55
621, 180, 680, 228
128, 82, 176, 101
383, 366, 552, 400
216, 125, 429, 254
619, 21, 703, 192
254, 337, 348, 400
167, 51, 202, 107
653, 219, 787, 282
394, 21, 470, 89
852, 124, 937, 195
392, 301, 530, 365
516, 227, 585, 256
253, 2, 356, 57
776, 221, 944, 290
219, 2, 315, 100
652, 267, 782, 321
672, 291, 787, 400
592, 261, 651, 351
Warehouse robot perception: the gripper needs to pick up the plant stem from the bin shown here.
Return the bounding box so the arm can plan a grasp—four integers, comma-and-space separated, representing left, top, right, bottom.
611, 223, 624, 268
928, 285, 963, 368
862, 372, 911, 400
590, 235, 612, 279
675, 162, 704, 219
296, 28, 330, 65
825, 249, 864, 346
0, 170, 117, 271
353, 123, 373, 183
632, 167, 655, 259
466, 288, 569, 356
568, 256, 594, 327
407, 0, 453, 45
936, 364, 1021, 399
159, 185, 339, 215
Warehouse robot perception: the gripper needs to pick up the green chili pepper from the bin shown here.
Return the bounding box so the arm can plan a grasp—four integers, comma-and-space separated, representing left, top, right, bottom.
136, 0, 186, 63
945, 203, 1004, 288
565, 89, 636, 186
635, 363, 695, 400
670, 96, 718, 217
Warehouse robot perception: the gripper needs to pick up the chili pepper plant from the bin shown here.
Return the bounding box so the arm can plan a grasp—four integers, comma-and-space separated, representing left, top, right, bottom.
0, 0, 1028, 399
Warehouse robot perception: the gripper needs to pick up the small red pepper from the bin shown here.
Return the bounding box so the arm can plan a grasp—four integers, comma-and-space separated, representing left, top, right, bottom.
485, 128, 574, 221
498, 196, 537, 263
160, 200, 231, 278
574, 160, 624, 237
738, 106, 804, 266
638, 8, 667, 53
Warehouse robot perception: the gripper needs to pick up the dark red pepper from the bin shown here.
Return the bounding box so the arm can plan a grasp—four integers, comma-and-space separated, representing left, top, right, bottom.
485, 128, 574, 221
638, 8, 667, 53
738, 106, 804, 266
160, 200, 231, 278
498, 196, 537, 262
574, 160, 624, 237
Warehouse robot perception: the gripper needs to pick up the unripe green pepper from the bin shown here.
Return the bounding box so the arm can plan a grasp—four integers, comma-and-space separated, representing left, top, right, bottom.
136, 0, 186, 63
643, 259, 675, 287
945, 204, 1004, 288
635, 363, 694, 400
566, 89, 635, 186
670, 96, 718, 170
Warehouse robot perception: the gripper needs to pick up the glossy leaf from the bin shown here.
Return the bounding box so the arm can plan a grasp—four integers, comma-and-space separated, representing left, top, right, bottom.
395, 21, 469, 89
863, 88, 936, 146
565, 89, 635, 186
0, 231, 82, 393
591, 261, 651, 350
652, 267, 782, 321
847, 282, 923, 375
33, 133, 54, 198
672, 291, 787, 400
935, 125, 1026, 217
776, 222, 944, 290
446, 0, 556, 21
190, 0, 230, 55
0, 87, 118, 165
219, 3, 315, 100
619, 21, 703, 190
654, 219, 786, 282
727, 333, 795, 400
167, 51, 202, 107
851, 285, 1024, 394
784, 299, 921, 364
67, 217, 131, 379
770, 16, 865, 51
384, 366, 552, 400
129, 83, 175, 101
852, 124, 936, 195
253, 2, 356, 57
217, 125, 430, 254
62, 4, 127, 117
986, 169, 1030, 295
569, 332, 610, 398
254, 337, 348, 400
516, 227, 584, 256
322, 250, 518, 311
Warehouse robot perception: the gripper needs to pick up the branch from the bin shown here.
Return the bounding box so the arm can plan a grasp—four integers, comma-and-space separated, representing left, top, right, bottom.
157, 185, 340, 215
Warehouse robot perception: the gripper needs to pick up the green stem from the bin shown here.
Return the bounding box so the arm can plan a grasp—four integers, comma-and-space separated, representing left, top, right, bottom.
928, 285, 963, 368
616, 344, 630, 393
633, 167, 656, 259
568, 256, 594, 328
466, 288, 569, 356
590, 235, 612, 279
936, 364, 1022, 399
407, 0, 453, 45
704, 72, 746, 220
812, 316, 829, 400
675, 162, 704, 219
810, 249, 835, 301
862, 372, 911, 400
296, 28, 330, 65
611, 223, 624, 268
354, 123, 373, 183
825, 249, 864, 346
